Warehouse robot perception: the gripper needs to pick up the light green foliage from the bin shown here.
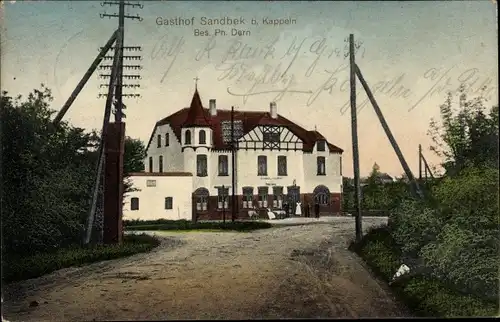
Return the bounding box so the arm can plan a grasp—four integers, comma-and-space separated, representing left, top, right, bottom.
420, 167, 499, 300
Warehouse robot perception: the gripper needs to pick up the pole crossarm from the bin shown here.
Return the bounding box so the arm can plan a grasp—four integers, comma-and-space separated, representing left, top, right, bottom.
354, 64, 424, 199
53, 30, 119, 125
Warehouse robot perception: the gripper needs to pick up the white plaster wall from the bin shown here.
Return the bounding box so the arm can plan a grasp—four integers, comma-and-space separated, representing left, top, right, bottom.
209, 151, 232, 195
303, 150, 342, 193
123, 175, 193, 221
146, 124, 184, 172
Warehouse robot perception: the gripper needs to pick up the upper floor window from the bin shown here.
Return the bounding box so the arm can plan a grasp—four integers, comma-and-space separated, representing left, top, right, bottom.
131, 197, 139, 210
277, 155, 287, 176
317, 156, 326, 175
159, 155, 163, 172
148, 156, 153, 172
317, 141, 326, 152
197, 154, 208, 177
165, 133, 170, 147
218, 155, 229, 176
157, 134, 162, 148
257, 155, 267, 176
199, 130, 206, 144
185, 130, 192, 145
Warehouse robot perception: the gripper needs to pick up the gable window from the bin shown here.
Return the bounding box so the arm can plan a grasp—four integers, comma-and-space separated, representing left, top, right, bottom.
218, 155, 229, 176
272, 186, 284, 209
277, 155, 287, 176
148, 156, 153, 172
197, 154, 208, 177
131, 197, 139, 210
258, 186, 269, 208
317, 141, 326, 152
317, 156, 326, 175
185, 130, 191, 145
159, 155, 163, 172
164, 197, 173, 209
242, 187, 254, 209
217, 186, 229, 209
199, 130, 206, 144
157, 134, 162, 148
257, 155, 267, 176
165, 133, 170, 147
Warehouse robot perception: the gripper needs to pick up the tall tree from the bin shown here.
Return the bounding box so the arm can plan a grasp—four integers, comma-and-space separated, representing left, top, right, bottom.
428, 85, 498, 176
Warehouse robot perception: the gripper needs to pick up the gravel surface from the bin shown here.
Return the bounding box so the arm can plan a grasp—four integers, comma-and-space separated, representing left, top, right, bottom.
2, 217, 411, 320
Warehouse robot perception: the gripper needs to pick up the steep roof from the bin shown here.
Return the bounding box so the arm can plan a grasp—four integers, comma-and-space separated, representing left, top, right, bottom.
145, 91, 343, 153
182, 89, 211, 127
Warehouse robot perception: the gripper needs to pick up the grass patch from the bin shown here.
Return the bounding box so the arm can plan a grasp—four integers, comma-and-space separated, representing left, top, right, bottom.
2, 233, 160, 283
124, 219, 272, 232
349, 226, 497, 317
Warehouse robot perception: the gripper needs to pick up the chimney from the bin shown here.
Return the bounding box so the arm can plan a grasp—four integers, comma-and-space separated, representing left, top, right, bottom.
270, 101, 277, 119
209, 99, 217, 116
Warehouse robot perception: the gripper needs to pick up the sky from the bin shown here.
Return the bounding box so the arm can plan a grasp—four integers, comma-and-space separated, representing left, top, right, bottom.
1, 0, 498, 177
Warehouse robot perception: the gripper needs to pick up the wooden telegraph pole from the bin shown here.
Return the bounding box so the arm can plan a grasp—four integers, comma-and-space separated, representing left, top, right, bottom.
231, 106, 236, 222
349, 34, 363, 243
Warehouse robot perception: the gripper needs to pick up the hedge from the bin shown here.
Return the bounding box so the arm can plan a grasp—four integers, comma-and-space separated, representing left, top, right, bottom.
350, 226, 497, 317
124, 219, 272, 232
2, 233, 160, 283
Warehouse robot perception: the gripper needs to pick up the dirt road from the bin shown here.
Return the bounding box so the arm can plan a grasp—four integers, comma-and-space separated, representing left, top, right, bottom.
3, 217, 410, 320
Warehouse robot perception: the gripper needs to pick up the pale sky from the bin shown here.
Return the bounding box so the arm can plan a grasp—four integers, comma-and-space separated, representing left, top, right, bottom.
1, 0, 498, 177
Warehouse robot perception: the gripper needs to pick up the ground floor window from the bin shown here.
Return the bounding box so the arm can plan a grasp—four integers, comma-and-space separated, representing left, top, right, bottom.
258, 186, 269, 208
131, 197, 139, 210
242, 187, 253, 208
272, 186, 284, 208
313, 185, 330, 205
194, 188, 209, 211
164, 197, 173, 209
217, 186, 229, 209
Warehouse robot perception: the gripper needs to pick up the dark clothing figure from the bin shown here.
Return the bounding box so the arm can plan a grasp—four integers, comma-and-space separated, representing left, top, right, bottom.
314, 203, 320, 218
305, 203, 310, 217
283, 202, 289, 217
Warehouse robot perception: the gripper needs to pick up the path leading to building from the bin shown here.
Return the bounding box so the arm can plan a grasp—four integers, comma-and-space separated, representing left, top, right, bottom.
2, 217, 410, 320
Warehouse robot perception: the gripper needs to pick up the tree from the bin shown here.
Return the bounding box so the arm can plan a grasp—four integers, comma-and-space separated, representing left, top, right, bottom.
1, 85, 148, 257
428, 85, 499, 176
123, 137, 146, 196
1, 86, 96, 256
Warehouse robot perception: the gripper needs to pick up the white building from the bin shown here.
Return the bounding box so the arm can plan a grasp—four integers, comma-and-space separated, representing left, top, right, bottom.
123, 87, 344, 221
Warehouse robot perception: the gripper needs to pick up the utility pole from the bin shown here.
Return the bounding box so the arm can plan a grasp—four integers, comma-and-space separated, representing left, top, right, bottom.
98, 0, 143, 110
231, 106, 236, 222
354, 64, 424, 199
418, 144, 423, 181
349, 34, 363, 243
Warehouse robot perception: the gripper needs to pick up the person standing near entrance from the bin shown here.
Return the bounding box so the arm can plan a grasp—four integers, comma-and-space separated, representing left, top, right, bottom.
314, 202, 320, 218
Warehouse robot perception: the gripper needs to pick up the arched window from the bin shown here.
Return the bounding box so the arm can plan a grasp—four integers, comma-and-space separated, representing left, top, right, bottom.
313, 185, 330, 205
199, 130, 206, 144
194, 187, 209, 212
185, 130, 191, 145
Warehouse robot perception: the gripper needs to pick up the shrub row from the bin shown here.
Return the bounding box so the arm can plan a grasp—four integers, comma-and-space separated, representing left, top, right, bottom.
2, 233, 160, 283
350, 226, 497, 317
124, 219, 272, 232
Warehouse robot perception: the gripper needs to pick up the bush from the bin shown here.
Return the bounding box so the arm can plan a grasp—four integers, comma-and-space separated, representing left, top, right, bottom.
2, 234, 160, 283
124, 219, 272, 232
351, 226, 497, 317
